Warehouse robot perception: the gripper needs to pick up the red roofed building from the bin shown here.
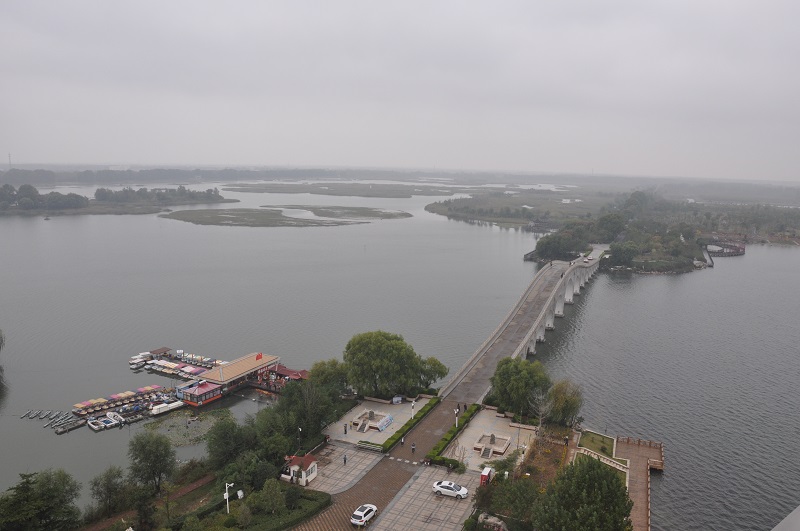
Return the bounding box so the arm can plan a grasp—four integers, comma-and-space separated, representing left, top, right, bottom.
272, 364, 310, 381
281, 454, 318, 486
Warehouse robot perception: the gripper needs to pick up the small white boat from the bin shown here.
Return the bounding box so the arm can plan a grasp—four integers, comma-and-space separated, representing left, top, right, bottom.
107, 411, 126, 424
87, 418, 106, 431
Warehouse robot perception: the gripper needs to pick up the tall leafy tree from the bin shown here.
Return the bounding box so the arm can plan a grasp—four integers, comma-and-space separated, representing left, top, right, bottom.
90, 465, 128, 518
490, 357, 550, 415
548, 379, 584, 427
128, 431, 176, 493
533, 457, 633, 531
343, 330, 448, 397
0, 469, 82, 530
206, 415, 247, 469
0, 472, 40, 530
420, 357, 449, 389
308, 358, 349, 394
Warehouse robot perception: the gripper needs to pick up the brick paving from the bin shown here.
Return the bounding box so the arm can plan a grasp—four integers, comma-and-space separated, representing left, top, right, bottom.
293, 399, 463, 530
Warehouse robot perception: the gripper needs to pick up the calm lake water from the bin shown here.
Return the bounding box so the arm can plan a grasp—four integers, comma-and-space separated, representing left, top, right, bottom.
0, 182, 798, 529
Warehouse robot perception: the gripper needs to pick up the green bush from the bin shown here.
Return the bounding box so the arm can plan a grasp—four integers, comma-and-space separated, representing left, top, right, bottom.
426, 404, 480, 460
245, 489, 331, 530
380, 397, 441, 452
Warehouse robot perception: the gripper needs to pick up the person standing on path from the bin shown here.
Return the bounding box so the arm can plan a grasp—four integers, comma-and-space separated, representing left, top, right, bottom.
344, 423, 347, 435
401, 436, 405, 446
343, 453, 347, 465
411, 442, 416, 454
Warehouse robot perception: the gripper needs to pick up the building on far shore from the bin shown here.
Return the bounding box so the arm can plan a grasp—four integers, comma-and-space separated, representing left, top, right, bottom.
177, 352, 280, 406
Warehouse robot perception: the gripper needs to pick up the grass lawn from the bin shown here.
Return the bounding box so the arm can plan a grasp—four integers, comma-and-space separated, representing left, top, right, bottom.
579, 431, 616, 458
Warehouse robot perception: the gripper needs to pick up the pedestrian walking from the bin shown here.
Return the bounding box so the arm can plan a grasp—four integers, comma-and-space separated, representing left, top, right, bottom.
411, 442, 416, 454
344, 454, 347, 465
401, 436, 405, 446
344, 423, 347, 435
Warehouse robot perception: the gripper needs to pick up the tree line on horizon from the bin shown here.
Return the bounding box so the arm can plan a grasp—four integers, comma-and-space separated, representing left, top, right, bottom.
0, 183, 223, 212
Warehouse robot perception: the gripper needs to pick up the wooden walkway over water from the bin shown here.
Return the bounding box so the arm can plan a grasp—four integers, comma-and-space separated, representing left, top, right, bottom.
614, 437, 665, 531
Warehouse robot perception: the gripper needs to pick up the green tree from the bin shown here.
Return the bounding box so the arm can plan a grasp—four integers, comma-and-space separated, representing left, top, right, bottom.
533, 457, 633, 531
420, 356, 449, 389
238, 503, 253, 528
285, 484, 302, 510
221, 450, 278, 493
548, 379, 584, 427
595, 213, 625, 243
132, 486, 157, 531
90, 465, 128, 518
0, 472, 41, 530
16, 184, 40, 206
128, 431, 176, 493
276, 379, 335, 442
490, 358, 550, 416
343, 331, 448, 397
0, 184, 16, 205
608, 242, 639, 266
206, 415, 248, 469
308, 358, 349, 394
490, 476, 540, 524
247, 478, 285, 515
0, 469, 82, 530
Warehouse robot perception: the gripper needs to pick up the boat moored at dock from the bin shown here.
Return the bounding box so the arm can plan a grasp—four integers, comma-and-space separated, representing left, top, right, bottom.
55, 418, 86, 435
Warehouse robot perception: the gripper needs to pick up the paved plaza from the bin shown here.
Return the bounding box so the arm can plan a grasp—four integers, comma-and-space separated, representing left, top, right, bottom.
374, 465, 480, 531
443, 408, 534, 472
325, 397, 431, 447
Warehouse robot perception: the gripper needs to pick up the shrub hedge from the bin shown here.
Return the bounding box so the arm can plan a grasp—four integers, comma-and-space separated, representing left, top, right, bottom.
425, 404, 480, 466
357, 397, 442, 452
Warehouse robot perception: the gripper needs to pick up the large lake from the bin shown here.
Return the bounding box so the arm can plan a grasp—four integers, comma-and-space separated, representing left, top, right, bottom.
0, 182, 798, 529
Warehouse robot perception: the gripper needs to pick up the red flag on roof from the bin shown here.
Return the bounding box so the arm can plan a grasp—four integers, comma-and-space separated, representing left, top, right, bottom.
256, 352, 263, 360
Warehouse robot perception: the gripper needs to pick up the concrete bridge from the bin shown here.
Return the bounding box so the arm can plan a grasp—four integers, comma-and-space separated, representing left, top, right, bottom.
439, 252, 601, 405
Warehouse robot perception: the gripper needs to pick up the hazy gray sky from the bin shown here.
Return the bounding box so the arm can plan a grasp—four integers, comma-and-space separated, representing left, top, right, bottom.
1, 1, 798, 181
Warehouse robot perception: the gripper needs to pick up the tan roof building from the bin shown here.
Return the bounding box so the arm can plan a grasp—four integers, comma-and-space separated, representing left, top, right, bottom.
198, 352, 280, 385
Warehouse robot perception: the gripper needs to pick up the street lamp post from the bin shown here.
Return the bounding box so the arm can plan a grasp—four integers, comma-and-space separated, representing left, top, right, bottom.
225, 482, 234, 514
297, 426, 302, 449
454, 408, 459, 428
411, 400, 415, 419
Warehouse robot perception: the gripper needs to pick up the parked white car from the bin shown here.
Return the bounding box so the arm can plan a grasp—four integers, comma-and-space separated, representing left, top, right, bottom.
350, 504, 377, 526
432, 480, 469, 499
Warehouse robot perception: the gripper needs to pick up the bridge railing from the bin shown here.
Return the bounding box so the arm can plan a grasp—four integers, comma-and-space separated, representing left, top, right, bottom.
509, 260, 598, 360
439, 265, 549, 398
440, 259, 599, 399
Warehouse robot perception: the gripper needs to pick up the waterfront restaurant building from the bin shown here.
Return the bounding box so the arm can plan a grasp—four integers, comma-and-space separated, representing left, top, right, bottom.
177, 352, 280, 407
